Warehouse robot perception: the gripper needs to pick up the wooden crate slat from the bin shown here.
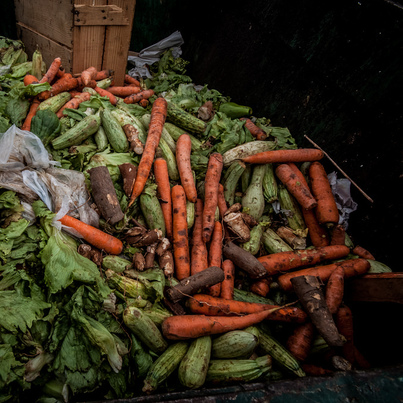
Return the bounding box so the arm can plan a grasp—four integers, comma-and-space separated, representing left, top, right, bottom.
16, 23, 73, 73
102, 0, 136, 86
72, 0, 107, 75
14, 0, 74, 48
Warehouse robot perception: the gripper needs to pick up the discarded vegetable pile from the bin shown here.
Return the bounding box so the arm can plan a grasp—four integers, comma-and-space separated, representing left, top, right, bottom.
0, 36, 393, 402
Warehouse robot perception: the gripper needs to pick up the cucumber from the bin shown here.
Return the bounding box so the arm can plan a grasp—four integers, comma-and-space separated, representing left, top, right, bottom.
51, 114, 101, 150
100, 107, 129, 152
37, 92, 71, 114
166, 101, 207, 135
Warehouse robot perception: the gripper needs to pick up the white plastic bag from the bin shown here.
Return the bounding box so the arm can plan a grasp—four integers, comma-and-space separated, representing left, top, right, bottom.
127, 31, 184, 78
0, 124, 59, 171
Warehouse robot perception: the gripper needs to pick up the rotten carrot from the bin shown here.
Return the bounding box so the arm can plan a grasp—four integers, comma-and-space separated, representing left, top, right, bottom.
275, 163, 318, 210
278, 258, 370, 292
38, 57, 62, 84
94, 86, 118, 106
190, 199, 209, 275
21, 97, 41, 131
59, 215, 123, 255
81, 66, 97, 86
220, 259, 235, 300
139, 99, 149, 108
95, 69, 114, 81
176, 134, 197, 203
128, 97, 168, 207
286, 322, 315, 362
23, 74, 39, 86
171, 185, 190, 281
302, 208, 330, 247
39, 74, 78, 100
240, 117, 267, 140
249, 278, 271, 298
325, 266, 345, 315
154, 158, 173, 240
242, 148, 324, 165
308, 161, 339, 226
335, 304, 355, 364
208, 221, 223, 297
330, 224, 346, 245
124, 89, 155, 104
187, 294, 308, 323
162, 308, 286, 340
124, 74, 141, 86
351, 245, 375, 260
257, 245, 350, 276
217, 183, 228, 218
203, 153, 224, 243
107, 86, 142, 97
56, 92, 91, 118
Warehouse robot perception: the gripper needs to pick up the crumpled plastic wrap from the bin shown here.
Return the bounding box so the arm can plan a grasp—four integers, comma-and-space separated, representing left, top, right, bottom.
328, 171, 358, 230
0, 125, 99, 233
127, 30, 184, 78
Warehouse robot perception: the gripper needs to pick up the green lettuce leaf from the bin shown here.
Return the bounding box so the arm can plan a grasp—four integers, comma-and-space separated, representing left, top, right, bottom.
0, 291, 51, 333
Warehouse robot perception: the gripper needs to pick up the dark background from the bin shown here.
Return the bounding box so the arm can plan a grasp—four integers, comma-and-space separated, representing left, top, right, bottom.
2, 0, 403, 367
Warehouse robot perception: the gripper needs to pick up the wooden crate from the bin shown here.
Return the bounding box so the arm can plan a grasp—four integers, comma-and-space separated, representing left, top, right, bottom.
14, 0, 136, 86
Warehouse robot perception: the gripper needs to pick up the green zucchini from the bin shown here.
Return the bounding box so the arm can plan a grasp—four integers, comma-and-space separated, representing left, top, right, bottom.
51, 114, 100, 150
100, 107, 129, 152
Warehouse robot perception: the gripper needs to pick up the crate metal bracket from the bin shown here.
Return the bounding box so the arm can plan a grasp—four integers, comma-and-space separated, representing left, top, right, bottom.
73, 4, 130, 26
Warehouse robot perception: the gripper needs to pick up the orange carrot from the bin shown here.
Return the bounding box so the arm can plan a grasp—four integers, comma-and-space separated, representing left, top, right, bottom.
217, 183, 228, 218
154, 158, 173, 240
240, 117, 267, 140
302, 209, 330, 247
76, 77, 97, 91
325, 266, 345, 314
39, 74, 78, 100
94, 86, 118, 106
286, 322, 315, 362
250, 278, 271, 297
81, 66, 97, 86
275, 163, 318, 210
187, 294, 308, 323
38, 57, 62, 84
220, 259, 235, 300
171, 185, 190, 280
21, 98, 41, 131
330, 224, 346, 245
55, 67, 65, 79
107, 86, 142, 97
203, 153, 223, 243
124, 74, 141, 86
208, 221, 223, 297
351, 245, 375, 260
190, 199, 208, 275
162, 308, 285, 340
95, 69, 114, 81
308, 161, 339, 226
242, 148, 324, 164
59, 215, 123, 255
176, 134, 197, 203
301, 364, 333, 376
128, 97, 167, 207
124, 89, 155, 104
139, 99, 149, 108
56, 92, 91, 118
257, 245, 350, 276
23, 74, 39, 86
278, 258, 370, 292
335, 304, 355, 364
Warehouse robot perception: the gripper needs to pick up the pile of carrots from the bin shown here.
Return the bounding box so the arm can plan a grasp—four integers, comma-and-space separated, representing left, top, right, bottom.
18, 53, 383, 392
